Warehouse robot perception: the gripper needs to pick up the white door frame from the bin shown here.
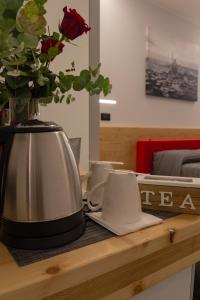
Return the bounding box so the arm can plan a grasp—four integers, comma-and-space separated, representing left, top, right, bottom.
89, 0, 100, 161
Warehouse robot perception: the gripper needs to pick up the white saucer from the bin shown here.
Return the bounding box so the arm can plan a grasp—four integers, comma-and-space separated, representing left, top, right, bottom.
86, 211, 162, 235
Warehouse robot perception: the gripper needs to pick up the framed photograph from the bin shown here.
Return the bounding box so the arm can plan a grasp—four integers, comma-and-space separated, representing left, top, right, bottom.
145, 26, 199, 102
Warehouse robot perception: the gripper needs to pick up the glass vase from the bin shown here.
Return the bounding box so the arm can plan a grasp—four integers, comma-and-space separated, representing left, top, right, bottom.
9, 98, 40, 125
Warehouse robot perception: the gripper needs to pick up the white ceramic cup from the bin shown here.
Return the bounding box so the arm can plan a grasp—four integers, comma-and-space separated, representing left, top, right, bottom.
87, 170, 142, 225
86, 161, 123, 206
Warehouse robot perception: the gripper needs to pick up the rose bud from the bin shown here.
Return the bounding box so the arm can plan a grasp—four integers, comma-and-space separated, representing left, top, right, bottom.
60, 6, 90, 40
41, 38, 65, 55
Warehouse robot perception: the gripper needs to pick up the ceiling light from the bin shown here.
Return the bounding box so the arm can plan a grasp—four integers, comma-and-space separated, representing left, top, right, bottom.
99, 99, 117, 105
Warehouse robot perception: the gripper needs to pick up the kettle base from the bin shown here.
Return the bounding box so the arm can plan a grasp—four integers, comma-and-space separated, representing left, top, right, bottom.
0, 210, 86, 250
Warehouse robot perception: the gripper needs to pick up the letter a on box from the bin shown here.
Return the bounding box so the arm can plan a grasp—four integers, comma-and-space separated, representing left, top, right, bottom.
180, 194, 196, 210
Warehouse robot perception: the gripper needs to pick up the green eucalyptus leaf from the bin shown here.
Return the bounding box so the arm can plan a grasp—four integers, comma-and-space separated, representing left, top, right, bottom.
0, 31, 10, 54
59, 94, 65, 103
8, 35, 19, 48
58, 74, 74, 92
18, 33, 39, 49
73, 76, 85, 91
5, 0, 24, 11
34, 0, 48, 5
80, 69, 91, 83
30, 50, 39, 66
66, 94, 73, 104
39, 96, 53, 105
3, 9, 16, 19
16, 0, 46, 36
39, 53, 48, 63
2, 56, 27, 66
7, 70, 28, 77
0, 18, 16, 33
94, 75, 104, 88
37, 6, 46, 15
66, 94, 75, 103
48, 47, 60, 59
37, 72, 49, 86
53, 32, 60, 40
59, 71, 65, 79
103, 78, 112, 96
11, 42, 25, 55
57, 84, 65, 94
0, 0, 6, 16
6, 75, 30, 89
90, 88, 102, 96
91, 63, 101, 77
73, 70, 91, 92
85, 82, 92, 93
54, 94, 60, 103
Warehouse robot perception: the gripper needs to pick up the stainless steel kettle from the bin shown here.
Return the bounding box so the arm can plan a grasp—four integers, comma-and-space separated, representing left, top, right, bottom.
0, 120, 85, 249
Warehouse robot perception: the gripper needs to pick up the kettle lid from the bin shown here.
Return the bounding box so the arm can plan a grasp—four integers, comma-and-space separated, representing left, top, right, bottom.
15, 119, 63, 133
1, 120, 63, 133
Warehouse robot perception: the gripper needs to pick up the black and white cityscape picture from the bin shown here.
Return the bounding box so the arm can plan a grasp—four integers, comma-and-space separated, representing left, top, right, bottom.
145, 26, 199, 102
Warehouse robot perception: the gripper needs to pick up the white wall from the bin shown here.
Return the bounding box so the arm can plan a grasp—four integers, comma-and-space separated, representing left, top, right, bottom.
39, 0, 89, 171
100, 0, 200, 128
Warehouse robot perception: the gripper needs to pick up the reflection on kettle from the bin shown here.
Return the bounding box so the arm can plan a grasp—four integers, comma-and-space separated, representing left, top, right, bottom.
86, 161, 124, 206
0, 120, 85, 249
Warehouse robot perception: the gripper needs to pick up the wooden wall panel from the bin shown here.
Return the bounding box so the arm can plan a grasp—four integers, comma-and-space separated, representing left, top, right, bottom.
100, 127, 200, 171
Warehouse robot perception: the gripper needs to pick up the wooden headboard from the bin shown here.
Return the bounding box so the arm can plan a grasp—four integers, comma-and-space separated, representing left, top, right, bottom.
136, 139, 200, 174
100, 127, 200, 170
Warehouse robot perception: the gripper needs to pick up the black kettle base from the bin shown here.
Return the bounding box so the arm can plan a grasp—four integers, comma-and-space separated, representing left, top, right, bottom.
0, 210, 86, 250
1, 222, 85, 250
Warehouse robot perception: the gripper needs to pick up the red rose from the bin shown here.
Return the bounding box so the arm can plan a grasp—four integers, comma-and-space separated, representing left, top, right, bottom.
41, 38, 65, 55
60, 6, 90, 40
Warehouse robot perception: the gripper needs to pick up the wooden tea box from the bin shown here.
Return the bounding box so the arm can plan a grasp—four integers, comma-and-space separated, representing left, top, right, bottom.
137, 175, 200, 215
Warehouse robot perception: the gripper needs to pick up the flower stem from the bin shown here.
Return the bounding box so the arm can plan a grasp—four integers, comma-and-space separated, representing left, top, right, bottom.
60, 35, 65, 42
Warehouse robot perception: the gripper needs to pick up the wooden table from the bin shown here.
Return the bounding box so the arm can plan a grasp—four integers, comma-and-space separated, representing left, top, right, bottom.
1, 214, 200, 300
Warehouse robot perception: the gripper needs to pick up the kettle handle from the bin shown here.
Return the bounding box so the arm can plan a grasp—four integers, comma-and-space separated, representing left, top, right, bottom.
0, 128, 14, 217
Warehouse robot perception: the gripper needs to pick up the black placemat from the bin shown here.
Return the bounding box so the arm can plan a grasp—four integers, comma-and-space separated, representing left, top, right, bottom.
7, 210, 179, 267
